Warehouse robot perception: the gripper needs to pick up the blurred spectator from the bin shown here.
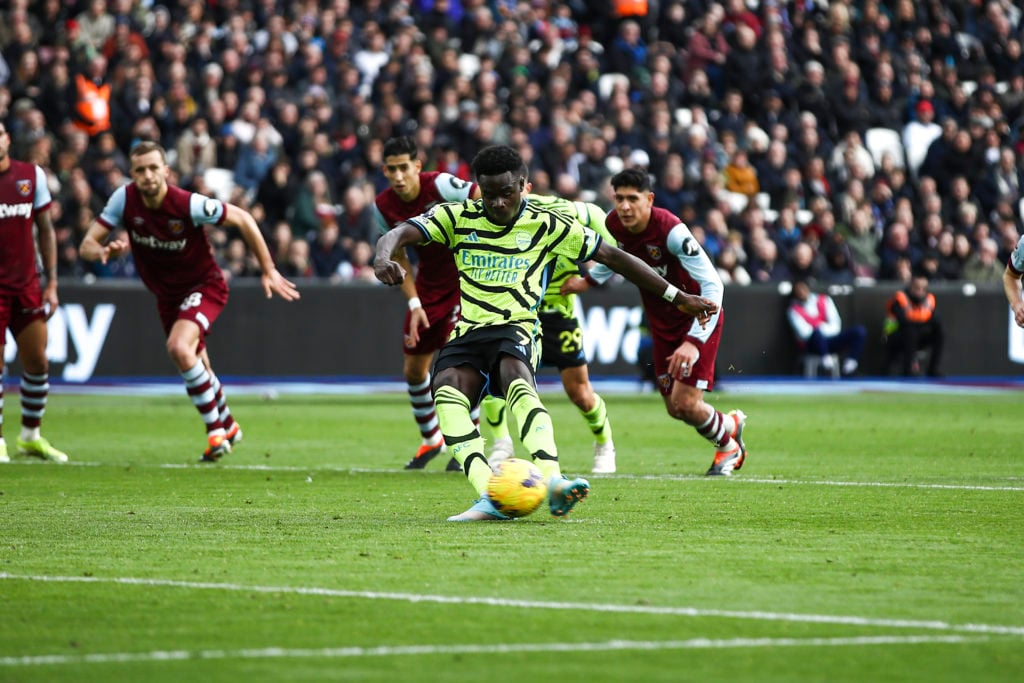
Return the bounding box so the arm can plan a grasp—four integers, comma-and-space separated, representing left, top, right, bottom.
962, 237, 1004, 285
684, 4, 728, 94
234, 132, 278, 196
838, 207, 880, 280
308, 221, 350, 279
883, 272, 944, 377
175, 117, 217, 181
787, 279, 866, 376
716, 245, 750, 286
748, 236, 790, 284
723, 149, 758, 198
336, 184, 377, 255
978, 147, 1023, 216
0, 0, 1013, 291
280, 238, 313, 279
902, 100, 942, 179
256, 158, 298, 228
787, 241, 821, 283
289, 170, 335, 239
74, 0, 115, 53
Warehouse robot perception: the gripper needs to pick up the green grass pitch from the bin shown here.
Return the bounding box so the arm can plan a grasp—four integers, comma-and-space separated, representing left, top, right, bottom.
0, 388, 1022, 682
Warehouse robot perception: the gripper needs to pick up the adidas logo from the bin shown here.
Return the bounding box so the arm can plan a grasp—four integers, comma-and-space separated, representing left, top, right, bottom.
466, 232, 480, 242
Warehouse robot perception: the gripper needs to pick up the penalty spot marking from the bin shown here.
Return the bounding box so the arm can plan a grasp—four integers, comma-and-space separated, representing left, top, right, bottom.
0, 635, 995, 667
2, 573, 1024, 637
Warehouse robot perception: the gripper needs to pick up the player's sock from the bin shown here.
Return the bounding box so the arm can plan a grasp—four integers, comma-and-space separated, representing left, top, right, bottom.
470, 403, 481, 432
434, 385, 490, 495
408, 374, 442, 446
19, 372, 48, 441
581, 393, 613, 445
0, 382, 5, 432
696, 408, 734, 449
209, 373, 236, 433
182, 361, 225, 437
481, 394, 511, 441
506, 378, 561, 481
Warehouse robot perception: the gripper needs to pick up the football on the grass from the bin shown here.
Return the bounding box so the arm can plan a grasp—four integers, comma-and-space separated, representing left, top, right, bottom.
487, 458, 548, 518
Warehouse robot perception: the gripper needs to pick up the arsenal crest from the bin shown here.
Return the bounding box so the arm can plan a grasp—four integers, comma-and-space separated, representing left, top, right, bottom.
646, 243, 663, 260
168, 219, 184, 234
16, 179, 31, 196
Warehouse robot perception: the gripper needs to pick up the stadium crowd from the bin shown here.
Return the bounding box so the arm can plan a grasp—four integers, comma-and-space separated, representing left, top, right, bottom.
2, 0, 1023, 288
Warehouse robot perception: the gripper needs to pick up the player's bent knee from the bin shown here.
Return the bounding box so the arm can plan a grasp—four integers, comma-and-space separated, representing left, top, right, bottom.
165, 338, 195, 366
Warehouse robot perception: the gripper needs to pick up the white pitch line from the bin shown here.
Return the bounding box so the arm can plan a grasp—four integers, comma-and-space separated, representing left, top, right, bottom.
26, 460, 1024, 493
0, 634, 995, 667
2, 573, 1023, 637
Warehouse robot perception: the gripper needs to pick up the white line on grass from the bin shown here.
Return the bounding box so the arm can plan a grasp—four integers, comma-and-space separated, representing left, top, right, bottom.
32, 461, 1024, 493
0, 634, 995, 667
3, 573, 1023, 637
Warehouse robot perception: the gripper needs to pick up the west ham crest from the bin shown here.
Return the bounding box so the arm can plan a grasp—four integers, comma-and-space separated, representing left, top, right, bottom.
168, 219, 184, 234
646, 244, 663, 260
16, 179, 31, 196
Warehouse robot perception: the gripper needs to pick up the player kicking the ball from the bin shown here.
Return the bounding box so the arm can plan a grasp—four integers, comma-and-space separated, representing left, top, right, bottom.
80, 142, 299, 461
375, 145, 717, 520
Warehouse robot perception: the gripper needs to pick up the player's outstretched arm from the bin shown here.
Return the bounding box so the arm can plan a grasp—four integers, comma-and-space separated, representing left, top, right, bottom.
225, 204, 300, 301
374, 223, 424, 286
80, 220, 130, 265
591, 241, 718, 323
1004, 265, 1024, 328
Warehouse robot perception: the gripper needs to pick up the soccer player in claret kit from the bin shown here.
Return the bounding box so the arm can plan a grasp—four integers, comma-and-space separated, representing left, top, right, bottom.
564, 168, 748, 476
80, 142, 299, 461
0, 123, 69, 463
374, 145, 718, 521
373, 136, 480, 471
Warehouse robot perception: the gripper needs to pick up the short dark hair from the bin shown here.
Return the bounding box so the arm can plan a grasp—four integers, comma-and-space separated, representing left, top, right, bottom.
471, 145, 524, 180
129, 141, 167, 162
610, 168, 652, 193
382, 136, 418, 159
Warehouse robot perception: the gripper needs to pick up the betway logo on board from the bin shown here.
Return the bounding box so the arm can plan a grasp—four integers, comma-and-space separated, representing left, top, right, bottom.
576, 300, 644, 365
3, 304, 114, 381
1009, 310, 1024, 364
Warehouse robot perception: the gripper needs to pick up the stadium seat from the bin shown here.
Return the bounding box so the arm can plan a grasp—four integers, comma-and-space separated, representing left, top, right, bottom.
754, 192, 771, 211
674, 107, 693, 129
956, 32, 984, 62
457, 53, 481, 80
202, 168, 236, 202
605, 155, 625, 175
802, 353, 841, 379
721, 191, 750, 214
597, 73, 629, 101
960, 80, 978, 97
865, 128, 905, 170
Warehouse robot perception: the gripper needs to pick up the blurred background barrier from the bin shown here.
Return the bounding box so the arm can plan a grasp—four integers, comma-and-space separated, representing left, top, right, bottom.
3, 282, 1019, 381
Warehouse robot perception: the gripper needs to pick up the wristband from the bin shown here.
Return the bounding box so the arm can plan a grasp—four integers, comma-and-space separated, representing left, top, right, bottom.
662, 285, 679, 302
408, 297, 422, 311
